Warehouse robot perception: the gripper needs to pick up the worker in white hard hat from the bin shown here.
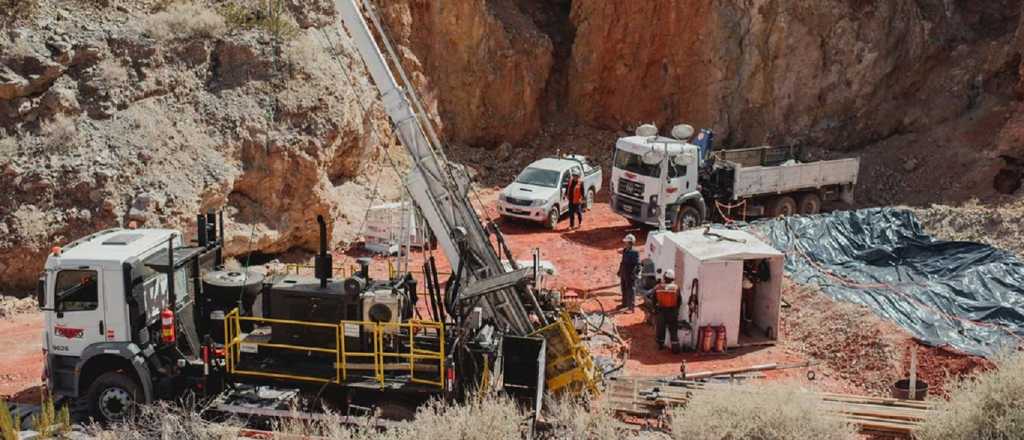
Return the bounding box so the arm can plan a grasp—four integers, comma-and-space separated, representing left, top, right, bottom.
654, 269, 682, 353
617, 233, 639, 312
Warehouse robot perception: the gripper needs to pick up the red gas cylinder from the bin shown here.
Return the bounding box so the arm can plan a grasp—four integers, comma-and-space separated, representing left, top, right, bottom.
161, 308, 176, 343
714, 325, 727, 352
699, 326, 714, 352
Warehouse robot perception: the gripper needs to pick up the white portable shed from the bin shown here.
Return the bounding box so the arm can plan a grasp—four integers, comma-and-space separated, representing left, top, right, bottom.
646, 228, 784, 349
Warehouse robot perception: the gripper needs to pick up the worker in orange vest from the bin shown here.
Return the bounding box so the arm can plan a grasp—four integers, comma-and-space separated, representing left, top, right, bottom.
654, 270, 682, 353
567, 170, 584, 229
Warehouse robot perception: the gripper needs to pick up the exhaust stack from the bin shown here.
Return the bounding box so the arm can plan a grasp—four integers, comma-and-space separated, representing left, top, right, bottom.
315, 215, 332, 288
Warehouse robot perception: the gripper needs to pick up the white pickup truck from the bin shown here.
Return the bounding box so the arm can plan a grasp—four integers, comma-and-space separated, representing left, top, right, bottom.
497, 155, 603, 229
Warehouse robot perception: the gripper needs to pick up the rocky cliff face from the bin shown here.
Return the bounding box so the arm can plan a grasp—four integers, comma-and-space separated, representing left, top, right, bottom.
375, 0, 556, 146
384, 0, 1024, 204
0, 1, 403, 292
570, 0, 1020, 145
384, 0, 1022, 145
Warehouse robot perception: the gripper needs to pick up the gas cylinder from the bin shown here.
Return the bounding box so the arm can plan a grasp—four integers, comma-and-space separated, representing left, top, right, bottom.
700, 326, 714, 352
714, 325, 727, 352
161, 308, 175, 343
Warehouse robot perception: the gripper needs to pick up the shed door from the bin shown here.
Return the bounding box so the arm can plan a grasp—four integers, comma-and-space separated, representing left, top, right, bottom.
698, 260, 743, 347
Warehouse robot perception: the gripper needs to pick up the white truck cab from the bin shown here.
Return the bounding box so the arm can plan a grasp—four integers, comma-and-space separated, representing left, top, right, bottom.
611, 124, 859, 230
39, 224, 217, 422
43, 229, 183, 358
610, 135, 705, 230
497, 155, 603, 229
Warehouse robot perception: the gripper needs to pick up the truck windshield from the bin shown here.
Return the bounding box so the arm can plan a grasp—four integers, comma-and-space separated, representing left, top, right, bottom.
515, 167, 560, 188
614, 150, 688, 178
614, 150, 660, 177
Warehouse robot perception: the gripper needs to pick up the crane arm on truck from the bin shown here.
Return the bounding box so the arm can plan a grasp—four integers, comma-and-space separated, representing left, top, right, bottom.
333, 0, 544, 335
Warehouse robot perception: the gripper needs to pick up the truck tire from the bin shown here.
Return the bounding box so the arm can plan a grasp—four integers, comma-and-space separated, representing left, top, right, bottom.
86, 371, 141, 423
768, 196, 797, 217
797, 193, 822, 215
546, 208, 559, 230
672, 206, 701, 232
585, 188, 595, 211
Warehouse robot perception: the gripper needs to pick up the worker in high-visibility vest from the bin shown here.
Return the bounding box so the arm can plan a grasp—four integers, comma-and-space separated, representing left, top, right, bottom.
654, 270, 682, 353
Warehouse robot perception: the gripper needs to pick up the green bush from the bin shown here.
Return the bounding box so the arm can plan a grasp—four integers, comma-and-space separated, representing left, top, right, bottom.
669, 383, 857, 440
915, 352, 1024, 440
220, 0, 299, 41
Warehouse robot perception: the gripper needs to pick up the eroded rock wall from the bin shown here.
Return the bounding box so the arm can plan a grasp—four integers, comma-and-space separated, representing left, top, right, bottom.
574, 0, 1021, 147
384, 0, 1022, 150
0, 1, 402, 292
376, 0, 555, 146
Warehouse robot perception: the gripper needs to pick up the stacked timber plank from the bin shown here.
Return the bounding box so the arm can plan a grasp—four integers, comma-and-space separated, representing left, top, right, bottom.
603, 377, 935, 437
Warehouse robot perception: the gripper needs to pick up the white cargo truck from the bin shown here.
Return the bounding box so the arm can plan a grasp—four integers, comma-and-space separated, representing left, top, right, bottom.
610, 125, 859, 231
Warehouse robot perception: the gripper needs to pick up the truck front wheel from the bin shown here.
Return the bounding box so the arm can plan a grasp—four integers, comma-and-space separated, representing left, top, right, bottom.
86, 372, 141, 423
673, 206, 701, 232
546, 208, 559, 230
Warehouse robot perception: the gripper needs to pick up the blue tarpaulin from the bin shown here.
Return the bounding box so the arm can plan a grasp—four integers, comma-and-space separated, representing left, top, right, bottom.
749, 208, 1024, 357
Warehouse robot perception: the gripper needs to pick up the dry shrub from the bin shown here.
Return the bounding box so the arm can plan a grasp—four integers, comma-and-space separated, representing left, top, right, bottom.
272, 395, 525, 440
542, 396, 626, 440
283, 33, 321, 77
670, 383, 857, 440
94, 59, 130, 89
40, 115, 79, 151
144, 2, 227, 41
89, 401, 240, 440
0, 399, 20, 439
915, 352, 1024, 440
390, 396, 526, 440
0, 132, 16, 160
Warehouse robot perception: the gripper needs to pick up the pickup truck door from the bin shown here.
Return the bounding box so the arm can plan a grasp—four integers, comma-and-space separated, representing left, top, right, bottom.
559, 171, 571, 212
49, 268, 107, 357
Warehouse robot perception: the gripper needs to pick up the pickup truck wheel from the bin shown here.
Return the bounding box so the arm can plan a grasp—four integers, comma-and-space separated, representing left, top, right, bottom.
546, 208, 559, 230
585, 188, 595, 211
672, 206, 701, 232
87, 372, 141, 424
768, 196, 797, 217
797, 193, 822, 215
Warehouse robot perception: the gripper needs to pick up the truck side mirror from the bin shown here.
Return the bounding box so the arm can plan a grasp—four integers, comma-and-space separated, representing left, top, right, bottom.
36, 274, 46, 308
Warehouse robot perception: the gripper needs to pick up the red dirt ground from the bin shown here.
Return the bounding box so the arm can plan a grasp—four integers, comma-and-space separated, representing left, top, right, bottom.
0, 186, 987, 402
0, 313, 44, 401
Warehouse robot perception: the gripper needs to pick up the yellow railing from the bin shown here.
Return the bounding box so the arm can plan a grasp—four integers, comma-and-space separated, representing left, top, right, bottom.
224, 309, 445, 389
530, 311, 601, 395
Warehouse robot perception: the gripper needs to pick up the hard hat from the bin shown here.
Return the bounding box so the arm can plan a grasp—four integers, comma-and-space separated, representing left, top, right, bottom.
664, 269, 675, 280
623, 233, 636, 243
